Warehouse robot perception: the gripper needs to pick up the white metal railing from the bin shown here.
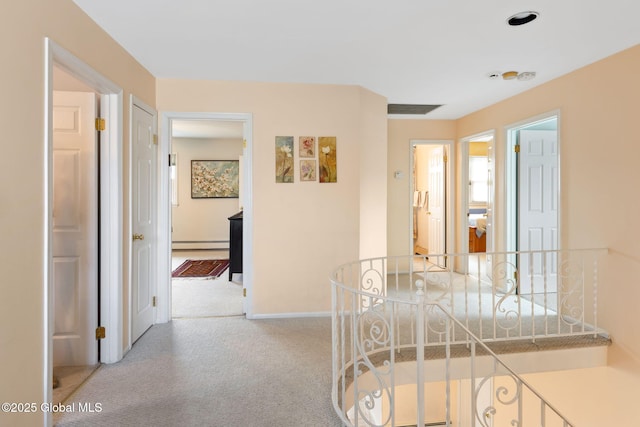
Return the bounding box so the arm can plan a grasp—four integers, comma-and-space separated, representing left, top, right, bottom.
331, 249, 608, 426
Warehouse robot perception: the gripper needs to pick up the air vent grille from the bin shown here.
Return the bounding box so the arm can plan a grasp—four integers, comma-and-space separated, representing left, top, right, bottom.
387, 104, 442, 115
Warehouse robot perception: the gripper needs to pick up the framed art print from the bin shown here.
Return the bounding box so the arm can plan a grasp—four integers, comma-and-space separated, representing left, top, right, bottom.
191, 160, 240, 198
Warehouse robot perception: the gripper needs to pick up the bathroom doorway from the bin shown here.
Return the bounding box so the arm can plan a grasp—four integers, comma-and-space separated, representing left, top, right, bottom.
460, 132, 494, 279
410, 140, 454, 268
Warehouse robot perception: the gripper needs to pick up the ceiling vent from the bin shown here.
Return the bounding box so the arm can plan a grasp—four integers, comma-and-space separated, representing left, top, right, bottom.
387, 104, 442, 115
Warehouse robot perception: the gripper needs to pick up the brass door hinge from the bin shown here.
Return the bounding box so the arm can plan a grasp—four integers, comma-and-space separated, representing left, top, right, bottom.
152, 296, 157, 307
243, 288, 247, 297
153, 134, 158, 145
443, 155, 448, 163
96, 326, 106, 340
514, 144, 521, 153
243, 139, 247, 148
95, 118, 106, 131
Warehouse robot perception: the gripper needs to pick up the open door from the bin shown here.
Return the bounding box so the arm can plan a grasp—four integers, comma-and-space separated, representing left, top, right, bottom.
52, 91, 98, 366
411, 142, 450, 267
131, 101, 157, 343
518, 129, 559, 294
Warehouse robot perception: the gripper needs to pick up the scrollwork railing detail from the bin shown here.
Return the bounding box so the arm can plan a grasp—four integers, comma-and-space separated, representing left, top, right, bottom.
558, 257, 584, 326
352, 308, 393, 426
332, 250, 605, 426
492, 260, 520, 334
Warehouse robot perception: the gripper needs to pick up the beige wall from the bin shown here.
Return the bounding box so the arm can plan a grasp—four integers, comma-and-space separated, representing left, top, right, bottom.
358, 88, 388, 259
0, 1, 155, 425
468, 141, 488, 156
157, 80, 387, 316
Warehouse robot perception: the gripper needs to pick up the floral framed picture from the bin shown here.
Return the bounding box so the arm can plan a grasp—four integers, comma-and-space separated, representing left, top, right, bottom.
300, 160, 316, 181
191, 160, 240, 198
299, 136, 316, 158
319, 136, 337, 183
275, 136, 294, 183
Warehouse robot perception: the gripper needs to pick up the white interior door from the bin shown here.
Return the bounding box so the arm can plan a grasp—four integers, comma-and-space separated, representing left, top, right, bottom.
131, 103, 157, 343
518, 130, 558, 294
428, 146, 446, 262
52, 91, 98, 366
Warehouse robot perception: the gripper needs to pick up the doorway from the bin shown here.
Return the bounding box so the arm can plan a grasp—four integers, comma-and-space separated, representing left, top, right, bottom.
169, 119, 244, 318
506, 113, 560, 296
460, 132, 495, 279
409, 140, 454, 268
157, 112, 254, 323
45, 39, 124, 422
51, 84, 100, 405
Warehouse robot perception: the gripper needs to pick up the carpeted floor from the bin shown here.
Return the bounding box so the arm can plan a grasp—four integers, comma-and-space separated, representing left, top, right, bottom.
171, 250, 243, 318
53, 255, 603, 426
172, 279, 243, 318
54, 317, 343, 427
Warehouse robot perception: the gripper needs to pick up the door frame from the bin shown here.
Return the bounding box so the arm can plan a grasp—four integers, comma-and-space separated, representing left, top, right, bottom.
504, 110, 561, 254
44, 38, 124, 421
459, 131, 495, 255
408, 139, 455, 257
158, 112, 254, 322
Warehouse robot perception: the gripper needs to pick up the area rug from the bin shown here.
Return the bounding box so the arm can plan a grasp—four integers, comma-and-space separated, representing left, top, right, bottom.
172, 259, 230, 279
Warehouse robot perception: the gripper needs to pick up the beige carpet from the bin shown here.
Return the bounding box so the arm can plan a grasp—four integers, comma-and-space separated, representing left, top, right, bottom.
171, 250, 243, 318
172, 279, 243, 318
55, 317, 343, 426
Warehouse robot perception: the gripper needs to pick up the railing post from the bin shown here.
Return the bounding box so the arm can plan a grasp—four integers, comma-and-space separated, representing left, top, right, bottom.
416, 279, 425, 427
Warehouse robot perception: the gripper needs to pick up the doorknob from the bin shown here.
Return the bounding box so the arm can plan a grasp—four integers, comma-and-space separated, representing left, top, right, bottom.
133, 234, 145, 241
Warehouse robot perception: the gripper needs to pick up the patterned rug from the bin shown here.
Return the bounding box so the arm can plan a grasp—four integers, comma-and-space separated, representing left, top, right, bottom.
172, 259, 230, 279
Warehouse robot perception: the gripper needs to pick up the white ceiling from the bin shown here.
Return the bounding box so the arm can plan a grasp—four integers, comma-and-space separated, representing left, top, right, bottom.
73, 0, 640, 120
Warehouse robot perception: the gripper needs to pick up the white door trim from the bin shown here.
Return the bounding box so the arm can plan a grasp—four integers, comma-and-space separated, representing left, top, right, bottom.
504, 110, 561, 253
157, 112, 254, 322
45, 38, 124, 426
408, 139, 455, 257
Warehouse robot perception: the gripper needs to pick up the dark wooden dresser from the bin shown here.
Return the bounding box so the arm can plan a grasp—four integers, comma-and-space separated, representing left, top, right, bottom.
228, 211, 243, 280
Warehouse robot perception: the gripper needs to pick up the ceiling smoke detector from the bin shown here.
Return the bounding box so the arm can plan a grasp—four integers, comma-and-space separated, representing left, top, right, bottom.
489, 71, 537, 81
507, 11, 539, 26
